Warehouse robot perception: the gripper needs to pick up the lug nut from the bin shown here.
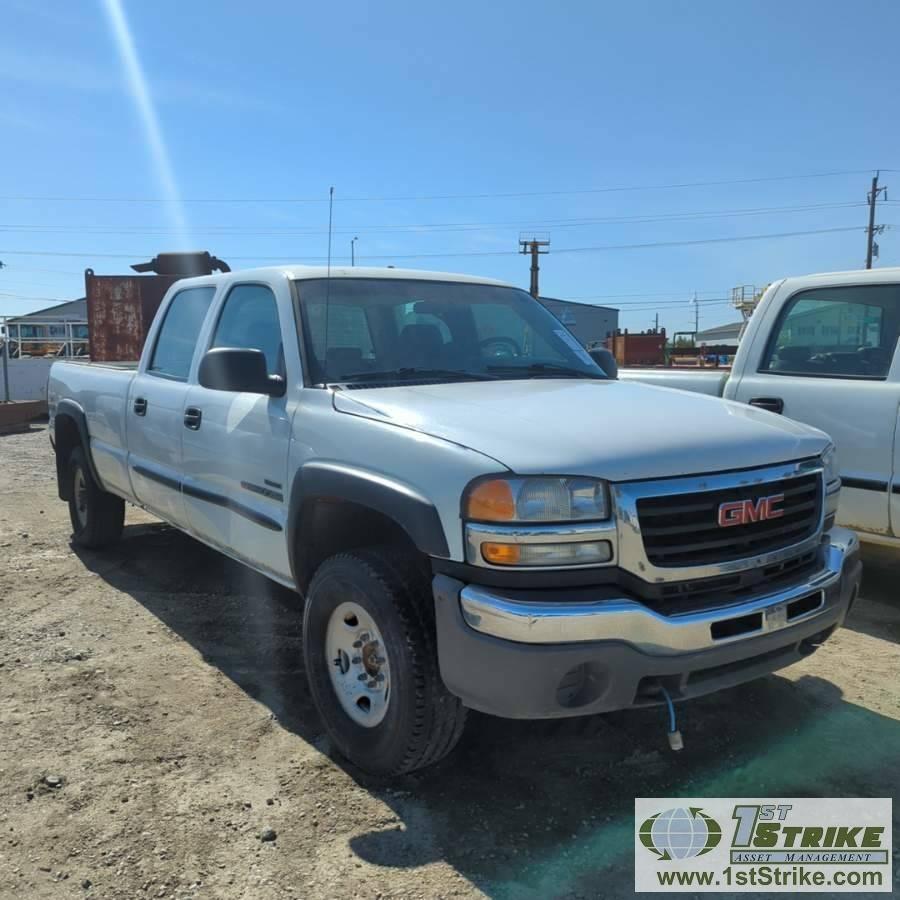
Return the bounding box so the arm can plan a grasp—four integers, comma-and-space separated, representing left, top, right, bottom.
357, 673, 368, 682
351, 656, 361, 665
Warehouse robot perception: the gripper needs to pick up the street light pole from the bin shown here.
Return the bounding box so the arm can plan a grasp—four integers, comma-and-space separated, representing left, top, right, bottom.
351, 236, 358, 267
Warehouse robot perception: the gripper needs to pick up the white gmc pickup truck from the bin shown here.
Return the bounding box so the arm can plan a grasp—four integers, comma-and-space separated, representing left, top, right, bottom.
49, 266, 861, 775
621, 267, 900, 548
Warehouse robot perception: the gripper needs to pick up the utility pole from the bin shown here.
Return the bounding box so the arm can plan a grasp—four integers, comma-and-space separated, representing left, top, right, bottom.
351, 236, 358, 267
866, 171, 888, 269
518, 233, 550, 298
692, 292, 699, 342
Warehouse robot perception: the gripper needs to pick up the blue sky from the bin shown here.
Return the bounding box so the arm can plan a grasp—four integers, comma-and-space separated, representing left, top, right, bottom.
1, 0, 898, 335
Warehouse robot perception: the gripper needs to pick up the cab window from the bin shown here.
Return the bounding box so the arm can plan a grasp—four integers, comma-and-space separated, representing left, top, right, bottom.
212, 284, 284, 376
762, 285, 900, 379
148, 287, 216, 380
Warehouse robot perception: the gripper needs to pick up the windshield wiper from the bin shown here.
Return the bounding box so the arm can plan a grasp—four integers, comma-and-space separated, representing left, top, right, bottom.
486, 362, 605, 379
334, 367, 497, 383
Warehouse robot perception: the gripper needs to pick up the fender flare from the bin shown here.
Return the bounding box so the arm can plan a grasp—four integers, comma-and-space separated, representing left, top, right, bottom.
54, 399, 103, 498
288, 461, 450, 582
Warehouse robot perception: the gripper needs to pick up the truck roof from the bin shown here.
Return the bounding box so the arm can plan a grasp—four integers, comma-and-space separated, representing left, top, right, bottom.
169, 264, 515, 289
782, 265, 900, 284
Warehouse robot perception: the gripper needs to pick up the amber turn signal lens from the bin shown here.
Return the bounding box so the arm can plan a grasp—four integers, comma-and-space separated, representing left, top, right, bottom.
466, 479, 515, 521
481, 542, 522, 565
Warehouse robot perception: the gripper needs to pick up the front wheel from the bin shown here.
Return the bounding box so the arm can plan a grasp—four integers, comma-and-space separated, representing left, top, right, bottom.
303, 549, 467, 775
67, 446, 125, 549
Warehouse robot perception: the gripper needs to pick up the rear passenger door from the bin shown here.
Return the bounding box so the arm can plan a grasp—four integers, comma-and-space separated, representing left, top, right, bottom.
731, 282, 900, 536
180, 282, 294, 581
127, 285, 216, 527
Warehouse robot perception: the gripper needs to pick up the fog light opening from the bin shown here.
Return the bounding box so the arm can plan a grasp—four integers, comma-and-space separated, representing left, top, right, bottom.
556, 662, 608, 709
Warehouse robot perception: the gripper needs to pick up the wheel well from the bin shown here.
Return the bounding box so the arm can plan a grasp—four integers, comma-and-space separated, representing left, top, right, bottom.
54, 414, 82, 501
293, 498, 426, 595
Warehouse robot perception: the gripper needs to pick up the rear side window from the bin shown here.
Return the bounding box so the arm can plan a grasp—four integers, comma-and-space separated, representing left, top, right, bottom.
149, 287, 216, 380
212, 284, 284, 376
761, 285, 900, 379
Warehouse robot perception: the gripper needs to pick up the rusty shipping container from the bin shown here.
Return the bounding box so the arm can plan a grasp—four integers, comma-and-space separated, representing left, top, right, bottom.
607, 328, 667, 367
85, 270, 180, 362
85, 252, 230, 362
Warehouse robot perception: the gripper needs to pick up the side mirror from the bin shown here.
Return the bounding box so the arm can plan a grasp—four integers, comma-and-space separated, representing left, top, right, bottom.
198, 347, 285, 396
589, 347, 618, 379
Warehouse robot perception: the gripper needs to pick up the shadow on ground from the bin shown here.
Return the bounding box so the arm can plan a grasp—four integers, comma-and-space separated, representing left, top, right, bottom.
76, 523, 900, 900
844, 544, 900, 645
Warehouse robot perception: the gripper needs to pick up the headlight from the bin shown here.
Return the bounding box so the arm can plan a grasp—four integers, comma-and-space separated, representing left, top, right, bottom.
821, 443, 839, 485
465, 476, 610, 523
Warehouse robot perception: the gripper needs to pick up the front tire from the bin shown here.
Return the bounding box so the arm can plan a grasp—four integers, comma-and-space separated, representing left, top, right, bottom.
67, 446, 125, 549
303, 549, 467, 775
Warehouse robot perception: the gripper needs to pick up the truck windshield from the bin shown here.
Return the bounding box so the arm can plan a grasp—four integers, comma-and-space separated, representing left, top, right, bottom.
296, 278, 608, 385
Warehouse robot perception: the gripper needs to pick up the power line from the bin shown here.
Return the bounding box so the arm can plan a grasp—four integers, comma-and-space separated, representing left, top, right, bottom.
549, 226, 871, 256
567, 289, 726, 299
0, 201, 870, 236
0, 169, 879, 205
570, 298, 731, 307
0, 292, 66, 303
0, 223, 880, 264
0, 264, 83, 276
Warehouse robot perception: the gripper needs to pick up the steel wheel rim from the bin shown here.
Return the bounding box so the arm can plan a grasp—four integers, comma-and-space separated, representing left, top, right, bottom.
73, 467, 88, 528
325, 601, 391, 728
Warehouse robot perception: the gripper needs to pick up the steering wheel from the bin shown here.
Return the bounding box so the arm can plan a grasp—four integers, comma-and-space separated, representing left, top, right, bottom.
478, 336, 521, 359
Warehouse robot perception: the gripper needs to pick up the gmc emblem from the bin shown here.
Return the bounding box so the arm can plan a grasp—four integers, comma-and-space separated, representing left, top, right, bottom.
717, 493, 785, 528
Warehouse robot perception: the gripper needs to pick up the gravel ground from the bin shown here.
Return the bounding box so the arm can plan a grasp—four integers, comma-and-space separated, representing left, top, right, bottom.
1, 425, 898, 900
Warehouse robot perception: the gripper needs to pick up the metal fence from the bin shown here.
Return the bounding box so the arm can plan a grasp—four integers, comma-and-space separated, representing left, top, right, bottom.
0, 319, 89, 359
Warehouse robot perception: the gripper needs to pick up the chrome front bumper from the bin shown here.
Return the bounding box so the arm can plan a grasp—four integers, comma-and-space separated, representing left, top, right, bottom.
433, 526, 861, 719
459, 527, 859, 655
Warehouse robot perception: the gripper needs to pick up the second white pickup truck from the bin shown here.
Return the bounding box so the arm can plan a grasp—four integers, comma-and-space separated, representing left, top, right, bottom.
49, 265, 860, 774
620, 267, 900, 548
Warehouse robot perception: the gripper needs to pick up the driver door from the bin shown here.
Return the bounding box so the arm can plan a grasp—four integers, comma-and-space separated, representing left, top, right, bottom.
180, 282, 294, 581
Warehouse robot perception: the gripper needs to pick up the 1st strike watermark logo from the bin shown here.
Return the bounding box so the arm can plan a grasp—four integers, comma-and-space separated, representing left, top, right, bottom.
729, 803, 886, 864
639, 807, 722, 860
635, 797, 892, 893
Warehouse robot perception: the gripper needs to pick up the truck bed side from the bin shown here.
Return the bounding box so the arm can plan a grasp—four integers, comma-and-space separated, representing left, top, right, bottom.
617, 367, 729, 396
49, 360, 139, 503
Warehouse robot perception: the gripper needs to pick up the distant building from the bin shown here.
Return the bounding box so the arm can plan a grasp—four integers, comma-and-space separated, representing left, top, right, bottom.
696, 321, 743, 348
538, 297, 619, 348
3, 298, 88, 357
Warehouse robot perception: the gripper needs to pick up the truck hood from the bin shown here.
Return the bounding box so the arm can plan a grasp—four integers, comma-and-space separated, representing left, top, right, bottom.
332, 379, 829, 481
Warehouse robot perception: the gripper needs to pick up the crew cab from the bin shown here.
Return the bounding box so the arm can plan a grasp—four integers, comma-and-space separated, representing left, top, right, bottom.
48, 266, 861, 774
620, 267, 900, 547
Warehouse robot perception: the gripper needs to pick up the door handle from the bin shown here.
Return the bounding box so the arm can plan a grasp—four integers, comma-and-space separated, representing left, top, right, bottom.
183, 407, 202, 430
133, 397, 147, 416
749, 397, 784, 414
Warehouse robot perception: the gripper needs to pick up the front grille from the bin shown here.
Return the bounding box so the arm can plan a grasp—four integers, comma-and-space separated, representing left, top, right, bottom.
648, 550, 819, 615
636, 473, 821, 567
